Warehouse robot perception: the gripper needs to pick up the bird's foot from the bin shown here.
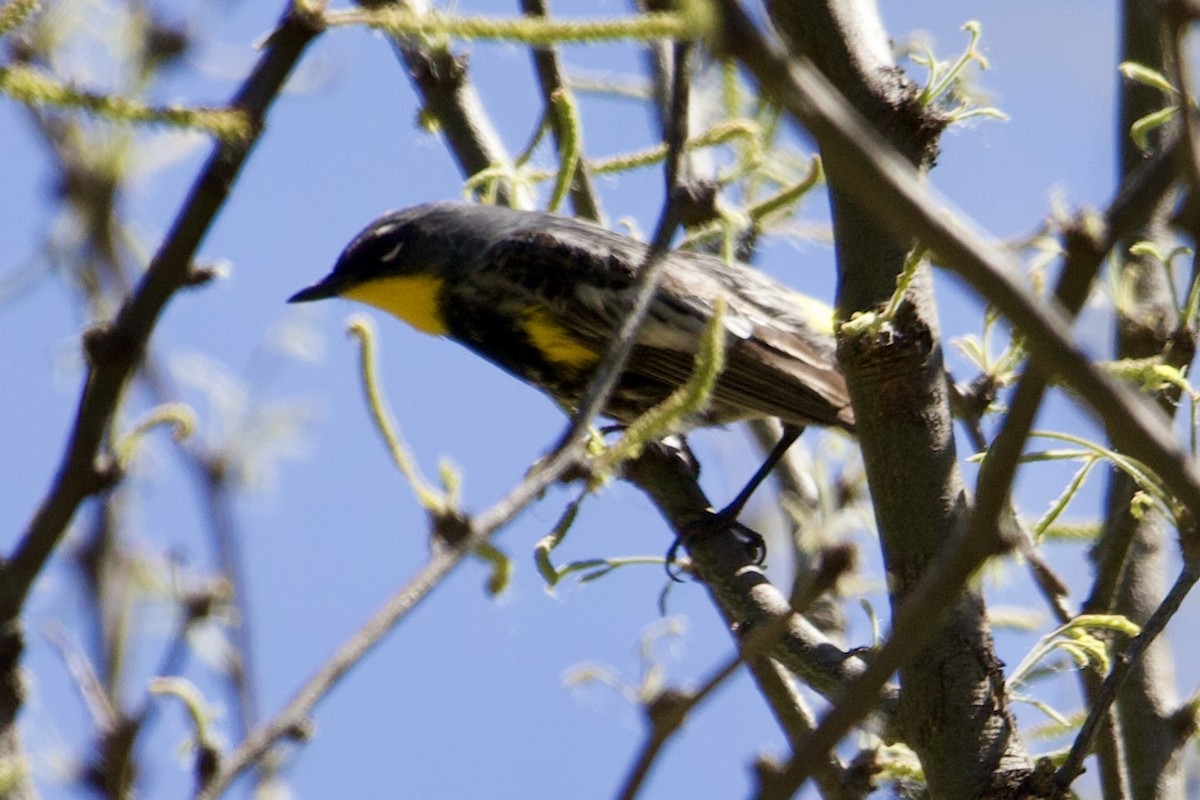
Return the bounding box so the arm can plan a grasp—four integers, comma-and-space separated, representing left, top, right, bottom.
664, 509, 767, 581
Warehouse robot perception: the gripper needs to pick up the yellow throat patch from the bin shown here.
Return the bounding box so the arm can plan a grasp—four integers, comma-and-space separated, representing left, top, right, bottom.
521, 307, 599, 371
344, 275, 449, 336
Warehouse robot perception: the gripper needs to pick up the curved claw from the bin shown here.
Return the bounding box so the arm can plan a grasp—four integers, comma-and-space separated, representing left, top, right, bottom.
662, 511, 768, 581
663, 537, 689, 582
731, 521, 767, 565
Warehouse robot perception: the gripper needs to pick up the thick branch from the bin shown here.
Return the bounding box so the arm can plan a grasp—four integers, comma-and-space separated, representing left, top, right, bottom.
748, 1, 1027, 794
623, 444, 896, 708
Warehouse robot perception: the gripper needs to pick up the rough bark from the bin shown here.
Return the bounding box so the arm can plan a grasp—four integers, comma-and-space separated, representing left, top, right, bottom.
765, 2, 1030, 794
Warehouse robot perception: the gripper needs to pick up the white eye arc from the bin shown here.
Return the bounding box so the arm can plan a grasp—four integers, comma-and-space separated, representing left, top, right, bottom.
381, 241, 404, 262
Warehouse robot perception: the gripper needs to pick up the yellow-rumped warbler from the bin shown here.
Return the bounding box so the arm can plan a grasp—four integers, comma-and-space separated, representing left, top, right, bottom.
290, 202, 854, 538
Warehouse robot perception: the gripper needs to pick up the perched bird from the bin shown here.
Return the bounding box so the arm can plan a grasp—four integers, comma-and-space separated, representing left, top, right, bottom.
290, 202, 854, 542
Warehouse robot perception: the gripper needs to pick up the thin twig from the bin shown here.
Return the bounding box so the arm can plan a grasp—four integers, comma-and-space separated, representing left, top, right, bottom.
198, 463, 259, 742
197, 394, 608, 798
195, 536, 468, 798
1055, 559, 1200, 790
1076, 10, 1194, 797
44, 624, 120, 733
547, 44, 694, 454
1, 1, 323, 624
616, 48, 743, 800
756, 510, 1002, 795
617, 613, 833, 800
0, 10, 320, 792
1082, 137, 1183, 618
520, 0, 602, 220
972, 139, 1180, 623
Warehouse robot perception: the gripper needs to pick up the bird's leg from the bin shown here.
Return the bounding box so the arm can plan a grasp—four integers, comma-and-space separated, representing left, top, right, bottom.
714, 423, 804, 531
665, 424, 804, 579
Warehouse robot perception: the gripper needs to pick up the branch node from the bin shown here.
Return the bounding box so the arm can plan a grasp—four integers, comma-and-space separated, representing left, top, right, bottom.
645, 687, 691, 735
1025, 755, 1057, 797
91, 453, 124, 495
431, 509, 473, 551
183, 260, 226, 288
196, 742, 221, 789
413, 50, 469, 93
283, 718, 315, 742
671, 179, 720, 228
81, 322, 139, 367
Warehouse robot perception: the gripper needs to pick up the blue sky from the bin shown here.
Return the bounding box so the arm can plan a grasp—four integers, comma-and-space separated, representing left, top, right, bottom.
5, 1, 1193, 798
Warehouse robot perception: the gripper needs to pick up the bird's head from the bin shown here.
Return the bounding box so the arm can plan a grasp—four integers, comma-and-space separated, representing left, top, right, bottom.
289, 202, 519, 335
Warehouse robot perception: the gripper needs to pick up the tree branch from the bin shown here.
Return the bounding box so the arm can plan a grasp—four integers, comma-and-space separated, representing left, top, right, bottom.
708, 0, 1200, 527
740, 1, 1030, 794
622, 444, 896, 707
0, 7, 323, 796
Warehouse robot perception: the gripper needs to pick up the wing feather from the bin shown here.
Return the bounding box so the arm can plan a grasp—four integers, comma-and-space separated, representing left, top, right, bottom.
475, 216, 854, 430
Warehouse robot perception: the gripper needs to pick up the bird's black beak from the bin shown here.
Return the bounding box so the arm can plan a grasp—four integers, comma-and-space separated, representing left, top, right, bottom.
288, 276, 342, 303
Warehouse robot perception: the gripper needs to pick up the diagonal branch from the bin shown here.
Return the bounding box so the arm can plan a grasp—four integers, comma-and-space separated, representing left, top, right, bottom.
623, 444, 896, 707
196, 388, 610, 796
358, 0, 518, 206
1, 2, 324, 624
972, 139, 1180, 566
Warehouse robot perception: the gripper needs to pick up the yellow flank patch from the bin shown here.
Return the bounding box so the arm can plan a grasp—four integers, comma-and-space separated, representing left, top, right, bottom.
344, 275, 449, 336
793, 294, 835, 334
522, 307, 600, 370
